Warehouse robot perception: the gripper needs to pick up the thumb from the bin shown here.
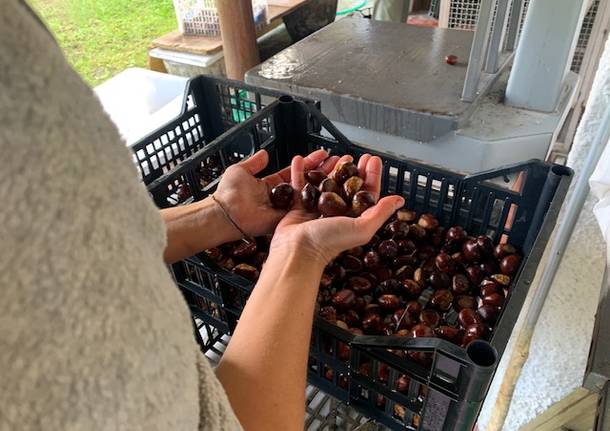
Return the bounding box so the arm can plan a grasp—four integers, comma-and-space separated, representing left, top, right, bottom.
238, 150, 269, 175
354, 195, 405, 240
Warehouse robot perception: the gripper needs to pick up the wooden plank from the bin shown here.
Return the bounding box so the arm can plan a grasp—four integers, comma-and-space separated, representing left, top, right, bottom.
151, 0, 311, 55
438, 0, 451, 28
522, 388, 599, 431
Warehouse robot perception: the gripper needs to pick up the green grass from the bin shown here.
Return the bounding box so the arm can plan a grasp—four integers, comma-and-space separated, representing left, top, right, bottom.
29, 0, 177, 86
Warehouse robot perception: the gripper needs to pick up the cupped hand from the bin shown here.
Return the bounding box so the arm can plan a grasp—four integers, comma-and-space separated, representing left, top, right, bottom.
213, 149, 339, 238
270, 154, 405, 265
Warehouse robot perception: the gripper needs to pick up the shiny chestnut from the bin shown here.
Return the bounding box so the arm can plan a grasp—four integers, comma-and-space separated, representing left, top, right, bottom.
301, 183, 320, 211
352, 191, 376, 216
318, 192, 348, 217
270, 183, 294, 210
305, 169, 327, 186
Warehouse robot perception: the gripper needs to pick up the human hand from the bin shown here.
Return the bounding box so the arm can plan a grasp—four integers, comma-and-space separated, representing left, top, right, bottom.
269, 154, 405, 266
213, 149, 339, 239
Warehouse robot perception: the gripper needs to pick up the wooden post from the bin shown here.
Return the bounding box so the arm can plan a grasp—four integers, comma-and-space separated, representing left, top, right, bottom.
216, 0, 260, 80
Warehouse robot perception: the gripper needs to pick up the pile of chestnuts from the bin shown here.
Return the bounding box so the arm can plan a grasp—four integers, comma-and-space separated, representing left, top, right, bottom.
269, 161, 378, 217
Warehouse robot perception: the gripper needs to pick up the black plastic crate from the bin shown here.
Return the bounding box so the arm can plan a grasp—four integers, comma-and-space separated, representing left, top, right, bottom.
145, 96, 572, 430
131, 75, 318, 186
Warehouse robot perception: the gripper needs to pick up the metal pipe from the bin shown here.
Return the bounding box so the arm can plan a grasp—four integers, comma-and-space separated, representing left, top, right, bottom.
505, 0, 524, 51
487, 103, 610, 431
462, 0, 494, 102
484, 0, 511, 73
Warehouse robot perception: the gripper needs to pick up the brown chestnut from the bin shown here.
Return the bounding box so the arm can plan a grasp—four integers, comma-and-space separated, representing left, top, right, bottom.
363, 251, 381, 269
429, 271, 451, 290
446, 226, 467, 243
305, 169, 327, 186
405, 300, 423, 316
319, 305, 337, 322
480, 260, 499, 275
393, 309, 415, 330
462, 323, 487, 346
419, 309, 441, 328
402, 279, 423, 297
378, 239, 399, 259
386, 220, 410, 238
465, 266, 483, 284
411, 323, 435, 338
452, 274, 470, 295
378, 294, 401, 311
445, 54, 458, 65
435, 253, 454, 273
373, 266, 393, 283
343, 176, 364, 200
353, 296, 367, 312
500, 254, 521, 275
431, 289, 454, 311
270, 182, 294, 210
232, 263, 259, 281
319, 178, 341, 194
318, 192, 348, 217
493, 243, 517, 259
348, 276, 372, 295
479, 281, 500, 297
342, 255, 363, 272
342, 310, 360, 327
362, 313, 383, 334
301, 183, 320, 211
335, 320, 349, 330
478, 304, 500, 324
418, 213, 439, 230
394, 264, 414, 281
396, 375, 410, 393
232, 240, 257, 259
435, 325, 461, 343
455, 295, 477, 310
378, 279, 400, 294
352, 191, 377, 216
327, 263, 347, 282
462, 240, 481, 262
204, 247, 223, 262
396, 209, 417, 222
482, 292, 505, 307
332, 289, 356, 310
347, 246, 364, 257
409, 224, 427, 241
458, 308, 482, 329
491, 273, 511, 287
333, 161, 359, 184
397, 238, 416, 253
476, 235, 494, 257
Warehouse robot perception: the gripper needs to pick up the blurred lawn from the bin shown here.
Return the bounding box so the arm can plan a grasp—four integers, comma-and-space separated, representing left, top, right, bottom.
29, 0, 177, 86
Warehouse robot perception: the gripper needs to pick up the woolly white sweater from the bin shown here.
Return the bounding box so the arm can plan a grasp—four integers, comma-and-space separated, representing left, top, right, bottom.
0, 1, 242, 430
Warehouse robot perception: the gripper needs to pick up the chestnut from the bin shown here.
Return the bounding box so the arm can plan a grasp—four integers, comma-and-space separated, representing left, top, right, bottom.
343, 176, 364, 200
381, 323, 395, 336
413, 268, 425, 284
500, 254, 521, 275
396, 329, 411, 337
393, 309, 415, 330
445, 54, 458, 65
347, 276, 372, 295
493, 243, 517, 259
319, 273, 333, 289
431, 227, 445, 247
232, 263, 259, 281
462, 323, 487, 346
402, 279, 423, 297
478, 304, 500, 324
318, 192, 348, 217
435, 253, 454, 273
232, 240, 257, 259
363, 251, 381, 269
482, 292, 505, 307
375, 279, 398, 296
451, 252, 465, 266
176, 183, 192, 201
342, 255, 363, 272
396, 209, 417, 222
411, 323, 435, 338
305, 169, 327, 186
301, 183, 320, 211
405, 300, 423, 316
480, 282, 499, 297
452, 274, 470, 295
465, 266, 483, 284
347, 246, 364, 257
491, 273, 511, 287
362, 313, 383, 334
333, 161, 359, 184
378, 294, 401, 311
435, 325, 461, 343
430, 289, 453, 311
270, 182, 294, 210
397, 238, 416, 253
386, 220, 409, 238
378, 239, 399, 259
352, 191, 377, 216
204, 247, 223, 262
332, 289, 356, 310
409, 224, 427, 241
350, 327, 364, 336
364, 303, 381, 315
418, 245, 437, 261
462, 240, 481, 262
480, 260, 499, 275
476, 235, 494, 257
319, 178, 341, 194
455, 295, 477, 310
429, 271, 451, 290
220, 257, 235, 270
319, 305, 337, 322
394, 264, 414, 281
360, 272, 378, 285
327, 263, 347, 282
419, 309, 441, 328
373, 267, 393, 283
458, 308, 482, 329
418, 213, 439, 231
335, 320, 349, 330
446, 226, 467, 243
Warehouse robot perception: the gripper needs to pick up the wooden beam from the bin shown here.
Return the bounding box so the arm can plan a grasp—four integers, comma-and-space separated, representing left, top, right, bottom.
521, 388, 598, 431
216, 0, 260, 80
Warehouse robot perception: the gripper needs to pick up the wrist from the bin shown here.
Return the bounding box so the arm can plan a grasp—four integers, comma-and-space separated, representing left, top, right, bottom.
268, 233, 329, 272
193, 197, 243, 244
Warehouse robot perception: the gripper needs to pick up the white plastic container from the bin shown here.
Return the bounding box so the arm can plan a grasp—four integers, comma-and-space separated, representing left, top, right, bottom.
173, 0, 268, 37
